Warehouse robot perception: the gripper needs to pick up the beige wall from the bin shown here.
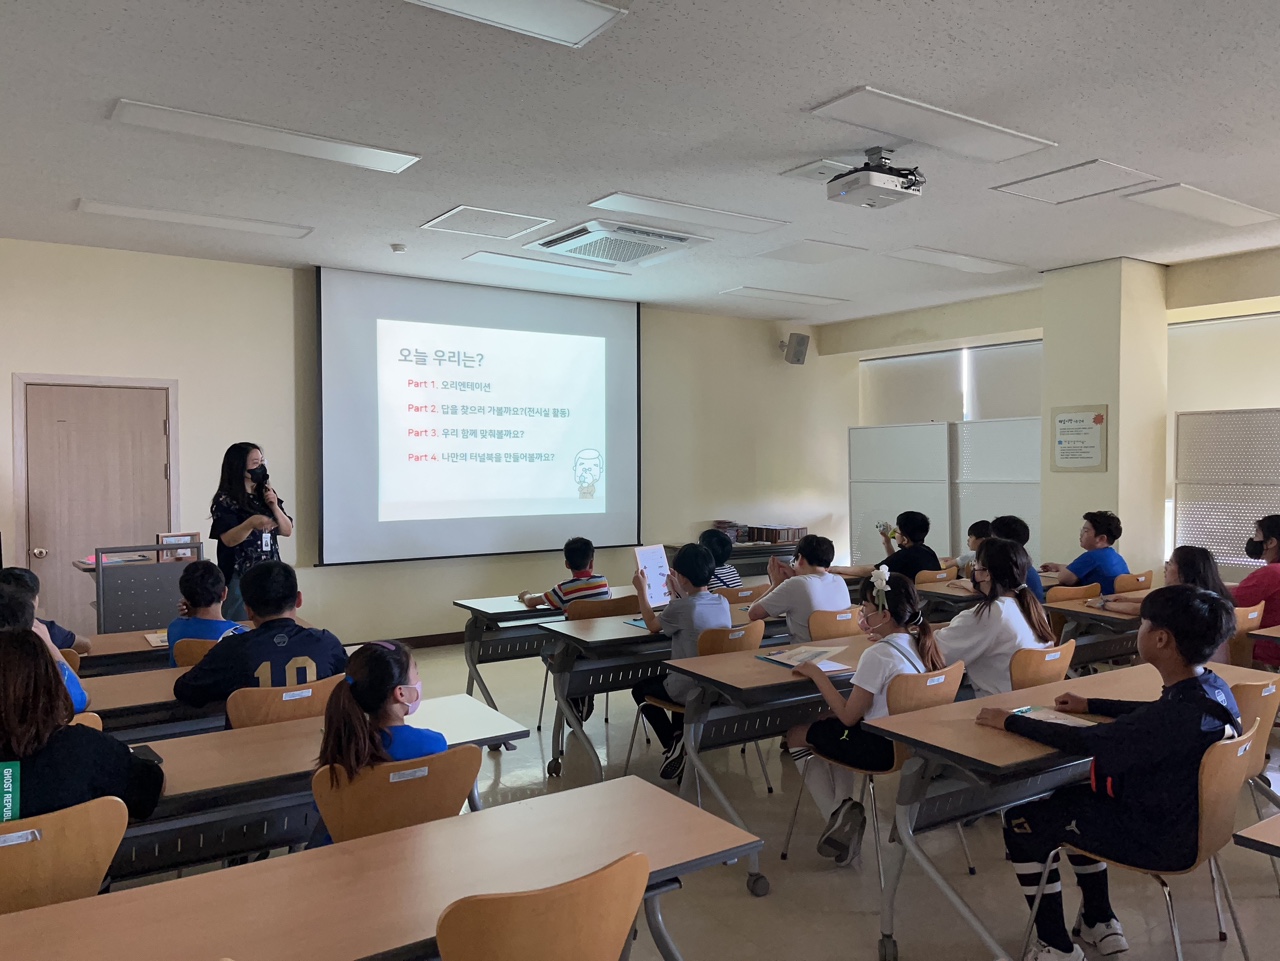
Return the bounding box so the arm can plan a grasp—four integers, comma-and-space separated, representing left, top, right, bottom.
1166, 247, 1280, 319
0, 240, 857, 641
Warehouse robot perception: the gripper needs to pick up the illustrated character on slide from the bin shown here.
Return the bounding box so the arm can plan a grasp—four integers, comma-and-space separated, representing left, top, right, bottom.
574, 449, 603, 499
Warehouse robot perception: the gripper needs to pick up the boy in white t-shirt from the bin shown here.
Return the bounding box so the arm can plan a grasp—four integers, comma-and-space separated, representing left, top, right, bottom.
749, 535, 849, 642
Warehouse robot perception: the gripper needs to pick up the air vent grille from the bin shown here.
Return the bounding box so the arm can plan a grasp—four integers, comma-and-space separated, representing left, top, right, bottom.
524, 219, 709, 267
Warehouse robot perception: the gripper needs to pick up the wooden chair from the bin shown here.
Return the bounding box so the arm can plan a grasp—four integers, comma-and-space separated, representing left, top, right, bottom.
538, 595, 643, 730
781, 661, 966, 880
712, 583, 771, 605
915, 568, 957, 585
1021, 719, 1261, 960
312, 744, 482, 843
1231, 680, 1280, 895
1228, 602, 1266, 667
59, 649, 80, 675
1112, 570, 1153, 594
808, 608, 864, 642
623, 622, 773, 791
436, 852, 649, 961
173, 637, 217, 667
1010, 641, 1076, 691
1045, 583, 1102, 641
0, 796, 128, 914
71, 712, 102, 730
226, 673, 346, 729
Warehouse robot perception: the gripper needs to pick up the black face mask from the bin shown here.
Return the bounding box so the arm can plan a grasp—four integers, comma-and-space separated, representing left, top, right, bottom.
247, 464, 268, 486
1246, 537, 1267, 561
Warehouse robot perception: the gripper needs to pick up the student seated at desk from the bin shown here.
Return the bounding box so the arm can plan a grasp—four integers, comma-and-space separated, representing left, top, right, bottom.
785, 573, 945, 865
750, 535, 848, 644
941, 520, 991, 579
991, 515, 1046, 603
0, 586, 88, 712
829, 511, 942, 581
165, 560, 246, 667
0, 628, 163, 820
937, 539, 1055, 698
630, 544, 731, 781
173, 561, 347, 707
1090, 545, 1229, 618
517, 536, 610, 610
1234, 515, 1280, 666
699, 528, 742, 591
1040, 510, 1129, 595
319, 641, 446, 783
976, 586, 1241, 961
0, 566, 91, 654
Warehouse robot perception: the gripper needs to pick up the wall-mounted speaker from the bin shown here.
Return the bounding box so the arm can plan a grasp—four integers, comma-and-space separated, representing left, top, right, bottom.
779, 332, 810, 365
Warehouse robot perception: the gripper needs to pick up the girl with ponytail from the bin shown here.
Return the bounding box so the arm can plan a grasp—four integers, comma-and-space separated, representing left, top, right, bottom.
936, 537, 1056, 698
785, 571, 945, 866
318, 640, 446, 787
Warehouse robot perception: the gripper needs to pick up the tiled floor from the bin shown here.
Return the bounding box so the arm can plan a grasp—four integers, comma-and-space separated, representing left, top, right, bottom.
420, 646, 1280, 961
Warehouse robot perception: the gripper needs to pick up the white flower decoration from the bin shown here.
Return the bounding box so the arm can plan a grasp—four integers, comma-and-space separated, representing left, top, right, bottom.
870, 564, 891, 610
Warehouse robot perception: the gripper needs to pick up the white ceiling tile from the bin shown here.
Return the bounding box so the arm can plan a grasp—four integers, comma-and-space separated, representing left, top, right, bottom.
463, 250, 629, 278
421, 205, 553, 239
993, 160, 1157, 204
401, 0, 625, 48
884, 247, 1022, 274
719, 286, 849, 306
588, 193, 787, 233
758, 240, 867, 263
1124, 184, 1280, 227
77, 199, 313, 238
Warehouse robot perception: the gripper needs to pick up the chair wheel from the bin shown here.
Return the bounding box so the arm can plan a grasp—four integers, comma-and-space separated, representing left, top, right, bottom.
547, 758, 563, 777
746, 872, 770, 897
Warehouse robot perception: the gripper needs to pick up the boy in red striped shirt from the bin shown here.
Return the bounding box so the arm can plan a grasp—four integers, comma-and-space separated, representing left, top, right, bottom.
519, 537, 611, 610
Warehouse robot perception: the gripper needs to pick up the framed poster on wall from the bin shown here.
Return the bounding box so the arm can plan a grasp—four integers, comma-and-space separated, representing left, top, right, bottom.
1050, 405, 1108, 473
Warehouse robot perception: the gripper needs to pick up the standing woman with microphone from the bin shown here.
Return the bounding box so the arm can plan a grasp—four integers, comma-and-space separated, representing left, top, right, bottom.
209, 442, 293, 620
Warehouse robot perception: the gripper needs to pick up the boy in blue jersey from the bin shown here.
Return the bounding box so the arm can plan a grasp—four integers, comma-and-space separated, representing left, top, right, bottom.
0, 567, 91, 654
165, 560, 246, 667
0, 586, 88, 712
173, 561, 347, 708
1040, 511, 1129, 596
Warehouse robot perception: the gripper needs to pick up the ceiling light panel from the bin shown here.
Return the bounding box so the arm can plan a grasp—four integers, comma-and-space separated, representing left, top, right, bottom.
77, 199, 312, 238
464, 250, 628, 279
758, 240, 866, 264
1123, 184, 1280, 227
885, 246, 1021, 274
812, 86, 1056, 163
112, 100, 420, 173
993, 160, 1156, 204
421, 205, 553, 239
589, 192, 787, 234
719, 286, 848, 306
402, 0, 625, 48
780, 159, 855, 184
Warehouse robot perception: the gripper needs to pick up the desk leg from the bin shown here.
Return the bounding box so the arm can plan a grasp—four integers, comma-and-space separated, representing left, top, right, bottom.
680, 696, 769, 897
887, 758, 1009, 960
644, 887, 685, 961
462, 615, 498, 710
1059, 619, 1079, 645
467, 781, 483, 812
550, 657, 603, 783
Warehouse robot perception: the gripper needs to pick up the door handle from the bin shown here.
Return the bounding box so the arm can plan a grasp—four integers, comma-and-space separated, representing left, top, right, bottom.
31, 547, 49, 558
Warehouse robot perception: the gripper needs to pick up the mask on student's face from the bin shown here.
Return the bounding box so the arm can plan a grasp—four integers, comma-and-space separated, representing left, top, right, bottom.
1246, 537, 1267, 561
403, 680, 423, 715
858, 608, 884, 635
247, 464, 268, 486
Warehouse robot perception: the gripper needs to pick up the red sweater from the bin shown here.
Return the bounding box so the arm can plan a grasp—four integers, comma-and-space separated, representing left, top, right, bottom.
1233, 563, 1280, 664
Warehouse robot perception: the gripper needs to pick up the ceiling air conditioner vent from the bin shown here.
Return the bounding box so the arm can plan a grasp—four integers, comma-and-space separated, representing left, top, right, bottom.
524, 220, 709, 267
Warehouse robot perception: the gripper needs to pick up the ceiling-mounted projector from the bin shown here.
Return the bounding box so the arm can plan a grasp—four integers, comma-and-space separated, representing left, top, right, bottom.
827, 147, 925, 208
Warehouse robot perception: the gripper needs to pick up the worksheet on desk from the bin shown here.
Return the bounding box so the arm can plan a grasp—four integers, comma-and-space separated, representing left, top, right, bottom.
634, 544, 671, 607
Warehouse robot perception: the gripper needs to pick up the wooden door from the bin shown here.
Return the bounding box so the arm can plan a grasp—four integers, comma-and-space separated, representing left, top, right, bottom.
24, 385, 172, 635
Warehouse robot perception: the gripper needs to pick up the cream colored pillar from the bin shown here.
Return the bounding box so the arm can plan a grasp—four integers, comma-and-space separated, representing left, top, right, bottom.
1040, 258, 1167, 576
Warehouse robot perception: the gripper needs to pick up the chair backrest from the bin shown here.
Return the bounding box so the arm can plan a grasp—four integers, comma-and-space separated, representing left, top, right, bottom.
711, 583, 771, 605
173, 637, 218, 668
1045, 583, 1102, 640
1229, 602, 1266, 667
312, 744, 482, 843
696, 621, 765, 656
71, 712, 102, 731
59, 649, 80, 675
1112, 570, 1153, 594
1196, 718, 1261, 865
226, 672, 346, 729
882, 661, 965, 772
808, 608, 864, 642
0, 796, 128, 914
1230, 681, 1280, 779
915, 568, 956, 585
564, 595, 641, 621
436, 852, 650, 961
1009, 641, 1076, 691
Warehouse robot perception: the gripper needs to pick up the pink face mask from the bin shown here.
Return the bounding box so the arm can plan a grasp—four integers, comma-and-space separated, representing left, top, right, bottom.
403, 680, 423, 715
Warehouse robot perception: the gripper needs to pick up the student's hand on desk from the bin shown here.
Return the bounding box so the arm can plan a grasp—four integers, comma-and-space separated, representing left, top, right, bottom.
792, 660, 825, 682
1054, 693, 1088, 713
1085, 596, 1109, 609
975, 707, 1012, 729
1040, 562, 1065, 573
950, 578, 974, 592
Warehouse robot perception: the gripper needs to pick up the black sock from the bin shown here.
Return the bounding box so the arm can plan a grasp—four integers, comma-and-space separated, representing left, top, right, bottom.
1069, 855, 1114, 927
1014, 859, 1074, 952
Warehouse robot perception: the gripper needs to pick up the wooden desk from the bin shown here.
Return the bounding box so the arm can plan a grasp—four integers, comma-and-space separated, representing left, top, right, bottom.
1043, 597, 1143, 665
80, 667, 219, 741
80, 618, 316, 677
1235, 812, 1280, 859
917, 581, 982, 620
9, 777, 762, 961
666, 639, 869, 704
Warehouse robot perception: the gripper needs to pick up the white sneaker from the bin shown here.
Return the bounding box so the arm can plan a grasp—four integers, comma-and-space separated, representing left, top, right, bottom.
1023, 939, 1084, 961
1077, 918, 1129, 955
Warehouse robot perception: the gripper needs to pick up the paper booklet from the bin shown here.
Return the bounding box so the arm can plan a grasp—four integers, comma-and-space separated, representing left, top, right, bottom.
633, 544, 672, 608
758, 646, 847, 669
144, 631, 168, 648
1011, 706, 1096, 727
